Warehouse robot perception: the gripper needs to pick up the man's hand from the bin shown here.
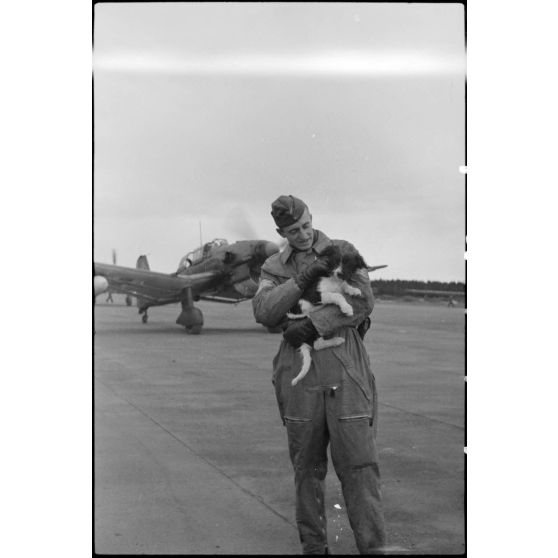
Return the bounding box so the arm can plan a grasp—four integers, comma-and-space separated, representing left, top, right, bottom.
295, 255, 336, 291
283, 317, 319, 348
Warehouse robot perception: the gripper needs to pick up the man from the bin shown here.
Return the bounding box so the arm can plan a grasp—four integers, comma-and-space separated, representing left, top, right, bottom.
252, 195, 386, 555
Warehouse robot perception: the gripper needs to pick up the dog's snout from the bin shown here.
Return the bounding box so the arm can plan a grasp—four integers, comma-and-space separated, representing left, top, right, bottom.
333, 266, 343, 279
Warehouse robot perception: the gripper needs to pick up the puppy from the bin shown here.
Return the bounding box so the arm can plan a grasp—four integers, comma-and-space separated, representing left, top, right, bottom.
287, 245, 367, 386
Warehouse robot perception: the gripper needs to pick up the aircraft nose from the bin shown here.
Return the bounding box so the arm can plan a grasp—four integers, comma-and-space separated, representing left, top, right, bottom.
94, 275, 109, 296
254, 241, 280, 263
264, 241, 279, 258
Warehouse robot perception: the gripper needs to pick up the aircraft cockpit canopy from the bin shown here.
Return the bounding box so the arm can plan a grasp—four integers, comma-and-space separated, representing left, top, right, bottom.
178, 238, 229, 269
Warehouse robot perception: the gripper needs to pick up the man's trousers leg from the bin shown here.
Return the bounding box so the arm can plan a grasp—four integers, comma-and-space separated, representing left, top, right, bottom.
327, 396, 386, 553
285, 391, 329, 555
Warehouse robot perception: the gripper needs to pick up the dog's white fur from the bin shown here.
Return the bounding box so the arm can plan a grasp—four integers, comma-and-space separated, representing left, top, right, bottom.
286, 266, 363, 386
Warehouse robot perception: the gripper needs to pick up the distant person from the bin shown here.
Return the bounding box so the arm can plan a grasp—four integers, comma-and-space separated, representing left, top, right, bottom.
106, 291, 114, 303
252, 195, 386, 554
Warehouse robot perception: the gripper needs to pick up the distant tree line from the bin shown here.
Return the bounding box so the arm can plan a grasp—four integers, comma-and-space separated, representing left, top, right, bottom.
370, 279, 465, 297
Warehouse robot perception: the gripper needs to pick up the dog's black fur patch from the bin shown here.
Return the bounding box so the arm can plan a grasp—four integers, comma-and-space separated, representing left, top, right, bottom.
288, 245, 367, 314
338, 250, 367, 282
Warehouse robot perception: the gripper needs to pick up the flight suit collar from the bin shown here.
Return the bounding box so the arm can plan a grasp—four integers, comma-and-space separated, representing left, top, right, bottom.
280, 229, 332, 264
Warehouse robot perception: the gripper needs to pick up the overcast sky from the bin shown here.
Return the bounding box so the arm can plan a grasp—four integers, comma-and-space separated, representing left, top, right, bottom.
93, 2, 465, 281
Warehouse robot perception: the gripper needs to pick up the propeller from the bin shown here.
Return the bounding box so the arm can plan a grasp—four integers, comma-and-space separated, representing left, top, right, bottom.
277, 236, 288, 250
254, 240, 280, 263
224, 206, 260, 240
224, 205, 288, 251
94, 275, 109, 296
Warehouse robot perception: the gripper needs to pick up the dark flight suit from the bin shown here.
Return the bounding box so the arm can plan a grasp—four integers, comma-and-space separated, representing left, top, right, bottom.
252, 230, 386, 554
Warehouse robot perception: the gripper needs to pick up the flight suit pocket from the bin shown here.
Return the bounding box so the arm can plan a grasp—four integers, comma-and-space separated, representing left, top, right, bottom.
283, 416, 314, 469
338, 413, 373, 427
283, 416, 312, 423
284, 382, 315, 422
333, 380, 374, 425
273, 345, 312, 423
272, 347, 292, 422
331, 347, 372, 404
334, 414, 378, 466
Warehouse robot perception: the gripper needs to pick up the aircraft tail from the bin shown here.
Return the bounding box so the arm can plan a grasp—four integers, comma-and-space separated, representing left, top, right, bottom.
135, 255, 150, 312
136, 255, 150, 270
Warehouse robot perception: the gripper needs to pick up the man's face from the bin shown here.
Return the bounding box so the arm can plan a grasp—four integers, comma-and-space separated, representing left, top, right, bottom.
277, 208, 314, 251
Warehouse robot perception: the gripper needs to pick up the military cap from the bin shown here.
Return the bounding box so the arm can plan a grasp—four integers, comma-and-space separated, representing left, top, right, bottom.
270, 195, 308, 228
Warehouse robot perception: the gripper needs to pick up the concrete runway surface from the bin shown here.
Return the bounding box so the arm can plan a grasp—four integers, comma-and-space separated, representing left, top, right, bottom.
94, 298, 465, 555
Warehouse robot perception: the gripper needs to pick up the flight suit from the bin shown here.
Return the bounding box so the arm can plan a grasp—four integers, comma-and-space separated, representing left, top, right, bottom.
252, 230, 386, 554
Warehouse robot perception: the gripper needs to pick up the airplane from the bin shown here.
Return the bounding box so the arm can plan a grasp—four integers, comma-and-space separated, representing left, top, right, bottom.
94, 238, 280, 334
94, 238, 389, 334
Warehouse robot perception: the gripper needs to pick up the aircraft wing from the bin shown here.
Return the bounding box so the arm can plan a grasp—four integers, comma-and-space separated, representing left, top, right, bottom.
198, 295, 249, 304
94, 263, 222, 304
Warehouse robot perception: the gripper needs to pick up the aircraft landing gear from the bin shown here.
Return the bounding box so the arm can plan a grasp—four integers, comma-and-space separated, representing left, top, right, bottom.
185, 321, 202, 335
138, 306, 149, 324
176, 306, 203, 334
176, 289, 204, 334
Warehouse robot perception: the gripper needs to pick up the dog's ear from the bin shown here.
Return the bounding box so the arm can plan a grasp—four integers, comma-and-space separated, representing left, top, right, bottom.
321, 244, 340, 258
341, 250, 367, 277
353, 252, 367, 270
321, 244, 342, 267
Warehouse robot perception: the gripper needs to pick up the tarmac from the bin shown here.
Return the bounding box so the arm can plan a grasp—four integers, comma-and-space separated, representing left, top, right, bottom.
94, 297, 465, 555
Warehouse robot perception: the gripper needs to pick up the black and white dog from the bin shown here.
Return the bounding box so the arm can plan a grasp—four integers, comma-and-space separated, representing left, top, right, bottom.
287, 244, 368, 386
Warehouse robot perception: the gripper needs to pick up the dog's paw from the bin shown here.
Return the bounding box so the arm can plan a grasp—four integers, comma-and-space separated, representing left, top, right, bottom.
340, 303, 354, 316
314, 337, 345, 350
345, 286, 362, 297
